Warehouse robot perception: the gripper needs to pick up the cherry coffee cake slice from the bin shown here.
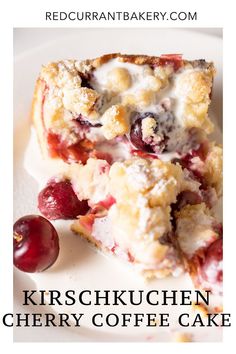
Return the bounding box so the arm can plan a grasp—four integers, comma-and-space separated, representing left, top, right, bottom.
32, 53, 222, 295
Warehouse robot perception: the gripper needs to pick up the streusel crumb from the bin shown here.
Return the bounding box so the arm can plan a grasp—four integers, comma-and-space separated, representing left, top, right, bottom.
101, 105, 129, 139
175, 203, 219, 257
107, 67, 132, 92
175, 69, 214, 133
203, 143, 223, 196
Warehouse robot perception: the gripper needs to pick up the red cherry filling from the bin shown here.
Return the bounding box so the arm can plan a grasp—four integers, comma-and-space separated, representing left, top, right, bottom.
172, 142, 210, 189
177, 142, 209, 168
47, 133, 94, 164
174, 191, 202, 211
131, 149, 159, 159
97, 195, 116, 210
38, 180, 89, 220
13, 215, 59, 273
159, 54, 183, 71
79, 214, 96, 233
89, 150, 113, 165
200, 238, 223, 288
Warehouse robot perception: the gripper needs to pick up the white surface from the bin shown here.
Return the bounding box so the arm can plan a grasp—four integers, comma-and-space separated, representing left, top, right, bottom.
14, 28, 223, 342
14, 28, 223, 57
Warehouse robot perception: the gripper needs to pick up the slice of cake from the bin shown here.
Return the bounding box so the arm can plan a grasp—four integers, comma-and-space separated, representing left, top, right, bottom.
32, 53, 215, 164
32, 53, 222, 293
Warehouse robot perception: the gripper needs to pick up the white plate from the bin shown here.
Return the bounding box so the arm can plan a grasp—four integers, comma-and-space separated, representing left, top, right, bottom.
14, 28, 223, 342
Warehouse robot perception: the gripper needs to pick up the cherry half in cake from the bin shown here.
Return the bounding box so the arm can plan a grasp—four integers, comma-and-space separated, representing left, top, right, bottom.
38, 180, 89, 220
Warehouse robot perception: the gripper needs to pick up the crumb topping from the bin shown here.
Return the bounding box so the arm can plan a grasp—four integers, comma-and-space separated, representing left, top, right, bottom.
63, 87, 100, 119
109, 158, 184, 207
203, 143, 223, 196
141, 117, 157, 140
101, 104, 129, 139
41, 60, 82, 89
39, 55, 215, 145
174, 69, 215, 133
106, 67, 132, 92
175, 203, 219, 257
65, 156, 201, 268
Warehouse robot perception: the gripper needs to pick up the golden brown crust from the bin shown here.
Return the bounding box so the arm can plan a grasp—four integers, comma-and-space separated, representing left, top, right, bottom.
86, 53, 214, 73
71, 218, 102, 249
31, 79, 49, 158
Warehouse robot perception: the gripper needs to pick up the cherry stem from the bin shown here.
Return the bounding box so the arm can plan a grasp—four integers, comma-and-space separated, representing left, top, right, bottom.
13, 232, 23, 243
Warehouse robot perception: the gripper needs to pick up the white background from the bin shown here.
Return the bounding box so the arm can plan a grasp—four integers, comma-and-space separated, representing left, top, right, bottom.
14, 28, 222, 55
0, 0, 235, 353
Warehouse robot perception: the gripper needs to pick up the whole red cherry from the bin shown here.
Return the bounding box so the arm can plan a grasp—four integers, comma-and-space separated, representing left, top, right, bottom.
13, 215, 59, 273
